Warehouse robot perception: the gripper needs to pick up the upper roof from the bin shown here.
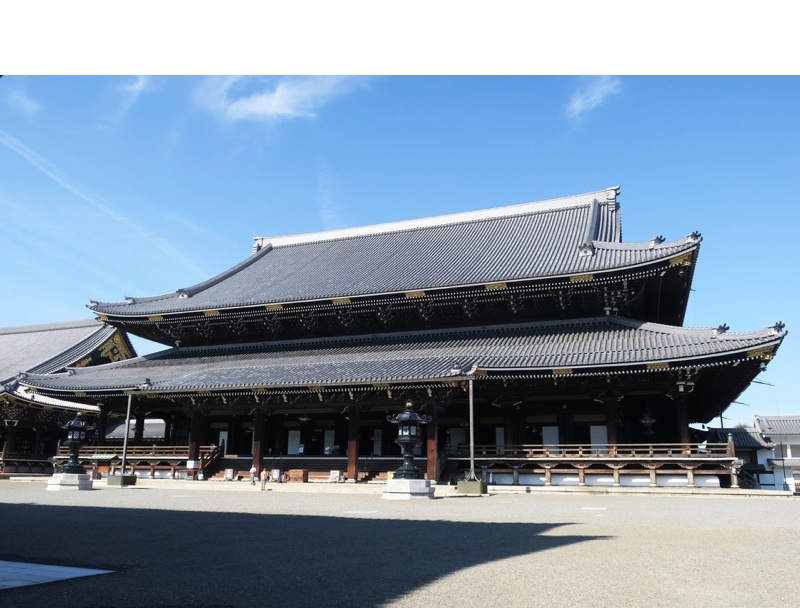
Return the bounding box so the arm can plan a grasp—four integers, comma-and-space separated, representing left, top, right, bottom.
0, 319, 119, 384
19, 317, 785, 395
89, 187, 702, 318
754, 416, 800, 436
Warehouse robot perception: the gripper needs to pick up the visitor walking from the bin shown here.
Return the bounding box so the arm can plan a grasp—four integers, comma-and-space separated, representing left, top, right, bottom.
249, 465, 257, 485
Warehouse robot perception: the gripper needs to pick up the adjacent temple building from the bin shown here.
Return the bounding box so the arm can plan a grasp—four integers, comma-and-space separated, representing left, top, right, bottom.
9, 187, 788, 487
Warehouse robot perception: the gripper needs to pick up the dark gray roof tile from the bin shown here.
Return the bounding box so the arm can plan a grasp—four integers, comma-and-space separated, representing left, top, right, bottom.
0, 319, 117, 383
91, 188, 699, 317
20, 317, 785, 394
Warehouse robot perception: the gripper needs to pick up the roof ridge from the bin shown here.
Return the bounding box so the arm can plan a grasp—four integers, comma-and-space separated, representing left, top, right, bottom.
255, 187, 619, 250
0, 319, 99, 336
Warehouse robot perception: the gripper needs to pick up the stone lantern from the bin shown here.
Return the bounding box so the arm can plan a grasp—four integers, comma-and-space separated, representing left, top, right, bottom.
388, 400, 431, 479
61, 415, 94, 474
47, 414, 95, 491
382, 400, 435, 499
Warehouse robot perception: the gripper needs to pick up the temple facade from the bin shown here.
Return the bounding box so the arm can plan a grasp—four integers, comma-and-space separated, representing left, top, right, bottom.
18, 187, 787, 487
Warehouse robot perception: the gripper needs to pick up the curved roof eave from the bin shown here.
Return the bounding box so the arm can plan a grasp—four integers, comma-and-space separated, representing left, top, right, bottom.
17, 318, 786, 396
88, 240, 700, 320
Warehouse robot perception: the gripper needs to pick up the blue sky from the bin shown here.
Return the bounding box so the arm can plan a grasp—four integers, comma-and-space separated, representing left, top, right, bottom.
0, 76, 797, 426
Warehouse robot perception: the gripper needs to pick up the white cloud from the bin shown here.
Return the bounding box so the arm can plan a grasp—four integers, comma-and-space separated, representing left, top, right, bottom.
102, 76, 152, 126
316, 163, 347, 231
566, 76, 622, 121
3, 88, 42, 118
195, 76, 364, 123
0, 128, 203, 277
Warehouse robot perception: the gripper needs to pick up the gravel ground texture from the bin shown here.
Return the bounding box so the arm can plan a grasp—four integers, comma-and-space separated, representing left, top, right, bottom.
0, 480, 797, 608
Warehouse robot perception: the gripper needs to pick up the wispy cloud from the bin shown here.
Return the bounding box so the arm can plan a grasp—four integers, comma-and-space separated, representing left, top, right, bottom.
195, 76, 365, 123
2, 87, 42, 119
566, 76, 622, 121
0, 128, 203, 277
101, 76, 152, 126
316, 163, 347, 231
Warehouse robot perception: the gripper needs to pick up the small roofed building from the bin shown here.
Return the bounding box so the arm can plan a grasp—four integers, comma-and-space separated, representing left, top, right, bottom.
753, 416, 800, 492
708, 426, 774, 489
18, 188, 787, 487
1, 319, 135, 474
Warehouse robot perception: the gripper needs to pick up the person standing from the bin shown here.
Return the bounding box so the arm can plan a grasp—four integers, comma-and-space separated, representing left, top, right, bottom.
260, 467, 268, 491
249, 465, 257, 485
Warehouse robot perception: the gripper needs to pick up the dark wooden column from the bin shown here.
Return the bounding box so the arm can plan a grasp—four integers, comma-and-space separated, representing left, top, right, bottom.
346, 407, 360, 481
188, 410, 201, 461
134, 413, 145, 445
252, 408, 265, 471
273, 416, 286, 455
605, 402, 619, 445
503, 404, 515, 451
675, 392, 691, 449
34, 427, 43, 454
2, 425, 18, 459
96, 408, 108, 446
426, 405, 439, 481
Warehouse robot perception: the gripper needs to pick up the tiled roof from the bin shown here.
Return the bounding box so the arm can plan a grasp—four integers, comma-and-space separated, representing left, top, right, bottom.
708, 427, 772, 449
769, 458, 800, 468
754, 416, 800, 436
19, 317, 785, 394
0, 320, 117, 384
89, 188, 701, 317
106, 419, 165, 440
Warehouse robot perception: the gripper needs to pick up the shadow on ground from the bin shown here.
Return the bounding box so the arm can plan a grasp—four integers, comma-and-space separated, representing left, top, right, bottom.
0, 501, 604, 607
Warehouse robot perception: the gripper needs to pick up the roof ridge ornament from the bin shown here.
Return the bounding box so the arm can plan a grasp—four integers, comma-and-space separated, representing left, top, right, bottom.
686, 231, 702, 244
770, 321, 786, 336
648, 235, 665, 249
712, 323, 729, 338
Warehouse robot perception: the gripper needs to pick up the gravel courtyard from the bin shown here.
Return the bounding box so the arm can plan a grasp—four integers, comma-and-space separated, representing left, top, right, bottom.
0, 481, 797, 607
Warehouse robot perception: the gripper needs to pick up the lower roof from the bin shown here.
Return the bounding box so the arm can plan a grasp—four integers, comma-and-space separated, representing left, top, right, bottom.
19, 317, 785, 395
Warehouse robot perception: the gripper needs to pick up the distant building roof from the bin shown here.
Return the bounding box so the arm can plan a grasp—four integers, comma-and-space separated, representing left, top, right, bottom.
89, 188, 702, 317
105, 419, 165, 440
769, 458, 800, 468
754, 416, 800, 436
709, 427, 773, 449
0, 319, 120, 384
1, 319, 136, 413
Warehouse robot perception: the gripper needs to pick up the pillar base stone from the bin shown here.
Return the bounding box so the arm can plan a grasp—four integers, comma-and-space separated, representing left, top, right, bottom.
382, 478, 435, 500
47, 473, 93, 491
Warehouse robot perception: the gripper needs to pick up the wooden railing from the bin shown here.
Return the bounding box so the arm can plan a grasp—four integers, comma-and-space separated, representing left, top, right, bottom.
54, 445, 207, 459
445, 442, 734, 459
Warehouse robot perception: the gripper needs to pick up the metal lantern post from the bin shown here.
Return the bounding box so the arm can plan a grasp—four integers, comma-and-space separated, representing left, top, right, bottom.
387, 400, 431, 480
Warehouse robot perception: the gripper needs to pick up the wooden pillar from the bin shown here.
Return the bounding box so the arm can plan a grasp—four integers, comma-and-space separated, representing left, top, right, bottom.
96, 408, 108, 446
274, 416, 286, 455
346, 407, 360, 482
252, 409, 265, 472
675, 393, 690, 449
2, 425, 18, 459
134, 412, 145, 445
605, 401, 619, 445
188, 410, 201, 461
503, 404, 515, 453
33, 427, 43, 454
426, 405, 439, 482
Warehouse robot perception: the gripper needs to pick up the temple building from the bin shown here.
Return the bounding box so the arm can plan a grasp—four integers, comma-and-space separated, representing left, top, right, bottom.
17, 187, 787, 487
1, 320, 134, 473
